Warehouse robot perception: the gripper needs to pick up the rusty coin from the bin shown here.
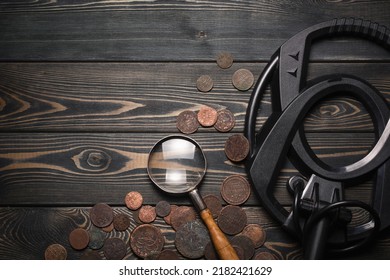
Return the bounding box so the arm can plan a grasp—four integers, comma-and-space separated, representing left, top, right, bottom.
221, 175, 251, 205
157, 249, 180, 260
80, 250, 102, 260
69, 228, 90, 250
224, 134, 249, 162
155, 200, 171, 218
175, 220, 210, 259
164, 205, 179, 225
253, 251, 276, 260
130, 224, 165, 259
231, 235, 255, 260
88, 226, 106, 250
196, 75, 214, 92
241, 224, 266, 248
44, 244, 67, 260
232, 68, 254, 91
138, 205, 156, 223
216, 52, 234, 69
204, 241, 218, 260
232, 245, 245, 260
113, 213, 131, 231
218, 205, 247, 235
203, 194, 222, 219
170, 206, 197, 231
176, 110, 199, 134
214, 109, 235, 132
125, 191, 143, 211
197, 106, 218, 127
103, 238, 127, 260
102, 222, 114, 233
90, 203, 114, 228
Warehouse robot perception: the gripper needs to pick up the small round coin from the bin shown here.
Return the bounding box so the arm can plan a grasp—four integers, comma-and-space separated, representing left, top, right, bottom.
175, 220, 210, 259
170, 206, 197, 231
90, 203, 114, 228
203, 194, 222, 219
163, 205, 179, 225
197, 106, 218, 127
88, 226, 106, 250
130, 224, 165, 259
113, 213, 131, 231
125, 191, 143, 211
216, 52, 234, 69
214, 109, 235, 132
231, 235, 255, 260
176, 110, 199, 134
224, 134, 249, 162
232, 68, 254, 91
253, 251, 276, 260
44, 244, 67, 260
69, 228, 90, 250
218, 205, 247, 235
138, 205, 156, 223
220, 175, 251, 205
102, 222, 114, 233
103, 238, 127, 260
241, 224, 266, 248
196, 75, 214, 92
155, 200, 171, 218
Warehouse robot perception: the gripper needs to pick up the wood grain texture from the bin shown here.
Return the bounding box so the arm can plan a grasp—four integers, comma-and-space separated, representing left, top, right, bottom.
0, 1, 389, 61
0, 62, 388, 132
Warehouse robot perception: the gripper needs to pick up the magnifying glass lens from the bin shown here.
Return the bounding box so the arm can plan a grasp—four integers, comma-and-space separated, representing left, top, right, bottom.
148, 137, 206, 193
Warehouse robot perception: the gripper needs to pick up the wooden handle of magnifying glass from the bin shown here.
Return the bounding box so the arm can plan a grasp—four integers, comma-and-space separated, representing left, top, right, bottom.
200, 208, 239, 260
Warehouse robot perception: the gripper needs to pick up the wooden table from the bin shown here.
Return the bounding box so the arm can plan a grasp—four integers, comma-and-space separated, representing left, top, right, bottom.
0, 1, 389, 260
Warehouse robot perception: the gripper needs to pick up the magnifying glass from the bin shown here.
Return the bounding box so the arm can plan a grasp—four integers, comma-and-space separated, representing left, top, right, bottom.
147, 135, 239, 260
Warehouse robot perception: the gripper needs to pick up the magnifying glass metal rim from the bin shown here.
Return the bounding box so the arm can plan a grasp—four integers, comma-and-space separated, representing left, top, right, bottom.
147, 134, 207, 195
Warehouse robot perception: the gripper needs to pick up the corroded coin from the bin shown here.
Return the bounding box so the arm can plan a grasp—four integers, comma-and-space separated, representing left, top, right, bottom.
157, 249, 181, 260
224, 134, 249, 162
103, 238, 127, 260
196, 75, 214, 92
216, 52, 234, 69
176, 110, 199, 134
163, 205, 179, 225
102, 222, 114, 233
133, 209, 143, 225
175, 220, 210, 259
197, 106, 218, 127
204, 241, 218, 260
69, 228, 90, 250
90, 203, 114, 228
113, 213, 131, 231
170, 206, 197, 231
220, 175, 251, 205
203, 194, 222, 219
80, 250, 102, 260
232, 68, 254, 91
138, 205, 156, 223
44, 244, 67, 260
231, 235, 255, 260
130, 224, 165, 259
218, 205, 247, 235
253, 251, 276, 260
214, 109, 235, 132
241, 224, 266, 248
155, 200, 171, 218
232, 245, 245, 260
125, 191, 143, 211
88, 226, 106, 250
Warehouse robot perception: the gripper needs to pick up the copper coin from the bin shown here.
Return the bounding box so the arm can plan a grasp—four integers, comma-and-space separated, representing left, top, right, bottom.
216, 52, 233, 69
253, 251, 276, 260
88, 226, 106, 250
204, 241, 218, 260
133, 209, 143, 225
197, 106, 218, 127
130, 224, 165, 259
232, 245, 245, 260
196, 75, 213, 92
102, 222, 114, 233
103, 238, 127, 260
214, 109, 235, 132
90, 203, 114, 228
163, 205, 179, 225
231, 235, 255, 260
241, 224, 266, 248
125, 191, 143, 210
203, 194, 222, 219
113, 213, 131, 231
221, 175, 251, 205
175, 220, 210, 259
155, 200, 171, 218
218, 205, 247, 235
170, 206, 197, 231
44, 244, 67, 260
69, 228, 90, 250
224, 134, 249, 162
80, 250, 102, 260
157, 249, 180, 260
176, 110, 199, 134
232, 68, 254, 91
138, 205, 156, 223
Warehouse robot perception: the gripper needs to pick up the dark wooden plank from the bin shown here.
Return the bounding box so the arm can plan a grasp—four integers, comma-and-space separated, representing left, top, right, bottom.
0, 132, 376, 206
0, 1, 389, 61
0, 62, 388, 132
